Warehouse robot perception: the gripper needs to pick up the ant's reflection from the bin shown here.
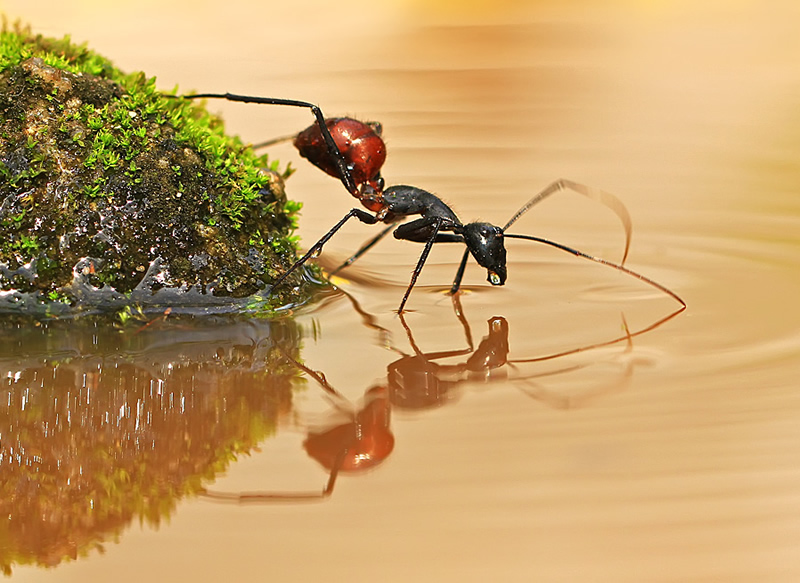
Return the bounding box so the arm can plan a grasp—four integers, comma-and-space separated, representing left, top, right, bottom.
201, 295, 682, 502
0, 296, 682, 573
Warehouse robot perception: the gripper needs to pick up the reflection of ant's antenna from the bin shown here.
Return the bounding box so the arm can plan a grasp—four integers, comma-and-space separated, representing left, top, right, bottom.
172, 93, 669, 313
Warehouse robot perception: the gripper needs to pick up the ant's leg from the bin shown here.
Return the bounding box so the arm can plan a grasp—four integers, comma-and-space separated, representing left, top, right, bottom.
175, 93, 357, 195
449, 249, 470, 295
272, 208, 379, 291
395, 218, 444, 313
329, 224, 395, 277
503, 179, 632, 264
251, 133, 297, 150
397, 310, 474, 366
277, 346, 350, 405
392, 218, 469, 297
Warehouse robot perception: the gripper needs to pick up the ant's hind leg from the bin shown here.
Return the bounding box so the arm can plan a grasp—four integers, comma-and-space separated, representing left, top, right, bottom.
174, 92, 357, 195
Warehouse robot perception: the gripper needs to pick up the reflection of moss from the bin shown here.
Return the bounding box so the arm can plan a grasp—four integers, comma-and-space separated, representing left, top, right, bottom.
0, 316, 302, 574
0, 24, 317, 315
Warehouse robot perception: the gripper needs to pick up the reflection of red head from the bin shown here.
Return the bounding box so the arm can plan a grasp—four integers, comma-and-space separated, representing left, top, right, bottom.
303, 386, 394, 472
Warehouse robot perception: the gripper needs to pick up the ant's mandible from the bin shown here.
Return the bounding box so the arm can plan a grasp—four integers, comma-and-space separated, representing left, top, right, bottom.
176, 93, 683, 313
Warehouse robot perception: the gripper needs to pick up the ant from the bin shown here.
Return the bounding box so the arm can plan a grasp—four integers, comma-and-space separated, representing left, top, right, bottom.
177, 93, 683, 312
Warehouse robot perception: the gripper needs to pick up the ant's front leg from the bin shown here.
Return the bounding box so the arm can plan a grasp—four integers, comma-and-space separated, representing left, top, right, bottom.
450, 249, 471, 295
392, 217, 455, 313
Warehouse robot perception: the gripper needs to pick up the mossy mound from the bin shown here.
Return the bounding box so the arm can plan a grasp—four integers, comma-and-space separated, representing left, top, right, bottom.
0, 24, 319, 318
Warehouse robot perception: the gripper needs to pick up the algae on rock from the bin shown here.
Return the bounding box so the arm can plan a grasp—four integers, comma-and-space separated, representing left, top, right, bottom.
0, 24, 317, 317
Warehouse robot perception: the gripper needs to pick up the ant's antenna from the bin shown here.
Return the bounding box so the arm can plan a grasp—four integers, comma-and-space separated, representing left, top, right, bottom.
449, 180, 634, 295
503, 179, 632, 265
502, 233, 685, 308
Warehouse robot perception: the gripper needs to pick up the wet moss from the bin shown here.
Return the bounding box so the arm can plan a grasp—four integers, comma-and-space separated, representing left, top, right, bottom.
0, 24, 318, 317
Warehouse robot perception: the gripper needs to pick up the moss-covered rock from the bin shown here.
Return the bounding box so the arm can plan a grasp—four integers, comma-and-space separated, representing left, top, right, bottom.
0, 24, 319, 318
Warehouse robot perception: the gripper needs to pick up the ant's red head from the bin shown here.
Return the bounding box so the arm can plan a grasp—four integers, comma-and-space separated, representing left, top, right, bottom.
294, 117, 386, 197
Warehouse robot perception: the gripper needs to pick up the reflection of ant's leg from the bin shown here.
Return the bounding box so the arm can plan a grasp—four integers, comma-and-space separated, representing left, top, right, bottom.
197, 349, 351, 503
278, 347, 352, 411
336, 286, 474, 358
398, 293, 475, 360
199, 346, 395, 503
280, 348, 395, 472
450, 293, 475, 351
336, 288, 396, 350
387, 297, 509, 410
131, 307, 172, 334
328, 224, 396, 278
199, 449, 346, 503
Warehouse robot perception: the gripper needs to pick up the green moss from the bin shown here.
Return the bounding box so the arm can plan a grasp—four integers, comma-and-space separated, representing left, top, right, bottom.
0, 23, 319, 317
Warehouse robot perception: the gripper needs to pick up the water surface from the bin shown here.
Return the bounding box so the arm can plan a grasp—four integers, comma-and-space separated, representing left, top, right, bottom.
3, 1, 800, 581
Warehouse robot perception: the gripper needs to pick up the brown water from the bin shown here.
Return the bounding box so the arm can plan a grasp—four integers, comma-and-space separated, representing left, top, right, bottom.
3, 1, 800, 581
